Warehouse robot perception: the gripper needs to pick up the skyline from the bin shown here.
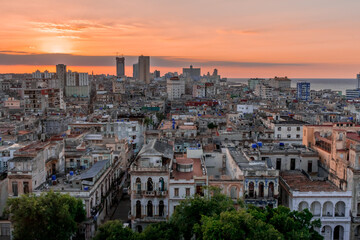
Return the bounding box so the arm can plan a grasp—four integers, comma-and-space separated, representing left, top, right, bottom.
1, 0, 360, 77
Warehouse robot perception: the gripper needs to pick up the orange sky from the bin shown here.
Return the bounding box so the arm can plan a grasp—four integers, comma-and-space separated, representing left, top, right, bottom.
1, 0, 360, 78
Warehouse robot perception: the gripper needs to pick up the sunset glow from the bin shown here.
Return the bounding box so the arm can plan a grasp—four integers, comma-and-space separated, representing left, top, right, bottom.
1, 0, 359, 77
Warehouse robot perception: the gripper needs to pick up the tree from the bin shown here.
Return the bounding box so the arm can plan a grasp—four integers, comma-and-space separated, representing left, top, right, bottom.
5, 191, 86, 240
196, 210, 283, 240
156, 112, 165, 123
93, 220, 139, 240
247, 206, 322, 240
140, 222, 180, 240
170, 187, 234, 240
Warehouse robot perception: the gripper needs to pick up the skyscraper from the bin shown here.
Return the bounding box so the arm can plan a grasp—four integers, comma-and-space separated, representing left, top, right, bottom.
296, 82, 310, 101
138, 55, 150, 84
133, 63, 139, 80
116, 57, 125, 77
183, 65, 201, 79
56, 64, 66, 91
154, 70, 160, 78
357, 73, 360, 89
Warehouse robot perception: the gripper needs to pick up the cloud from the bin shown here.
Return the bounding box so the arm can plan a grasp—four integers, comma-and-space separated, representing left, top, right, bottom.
0, 53, 315, 68
0, 50, 29, 54
216, 29, 263, 35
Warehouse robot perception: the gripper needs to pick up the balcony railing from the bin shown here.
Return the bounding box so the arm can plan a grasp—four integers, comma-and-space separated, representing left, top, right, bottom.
156, 190, 168, 197
143, 191, 156, 197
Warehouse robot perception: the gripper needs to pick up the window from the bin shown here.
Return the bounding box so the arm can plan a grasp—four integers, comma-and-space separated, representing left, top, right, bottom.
136, 178, 141, 193
159, 201, 164, 216
136, 200, 141, 218
147, 201, 153, 217
186, 188, 190, 197
287, 134, 291, 139
277, 127, 281, 131
147, 178, 153, 191
12, 182, 18, 196
248, 182, 254, 198
297, 127, 300, 131
276, 158, 281, 170
290, 158, 296, 170
277, 134, 281, 139
296, 134, 300, 138
308, 161, 312, 173
23, 182, 29, 194
268, 182, 274, 197
174, 188, 179, 197
287, 127, 291, 131
259, 182, 264, 198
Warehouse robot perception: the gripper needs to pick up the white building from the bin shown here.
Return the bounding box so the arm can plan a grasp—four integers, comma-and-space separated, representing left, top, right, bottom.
105, 120, 145, 154
262, 115, 306, 144
129, 140, 173, 232
169, 152, 207, 216
0, 144, 22, 173
280, 171, 352, 240
65, 71, 90, 97
269, 76, 291, 90
167, 77, 185, 100
254, 84, 273, 100
236, 104, 254, 115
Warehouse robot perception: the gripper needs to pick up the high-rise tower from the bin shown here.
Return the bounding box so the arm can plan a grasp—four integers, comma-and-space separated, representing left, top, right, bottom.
138, 55, 150, 84
56, 64, 66, 91
116, 57, 125, 77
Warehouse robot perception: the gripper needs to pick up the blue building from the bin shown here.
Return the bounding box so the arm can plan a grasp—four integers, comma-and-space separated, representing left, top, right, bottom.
296, 82, 310, 101
346, 89, 360, 100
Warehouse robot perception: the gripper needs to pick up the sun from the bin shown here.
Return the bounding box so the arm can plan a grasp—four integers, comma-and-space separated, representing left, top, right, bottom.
40, 37, 74, 53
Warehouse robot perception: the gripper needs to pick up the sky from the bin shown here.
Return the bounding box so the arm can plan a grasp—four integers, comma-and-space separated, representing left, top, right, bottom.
0, 0, 360, 78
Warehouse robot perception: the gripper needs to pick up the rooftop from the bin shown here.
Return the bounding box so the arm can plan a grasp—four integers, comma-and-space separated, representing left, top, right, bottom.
280, 170, 341, 192
172, 156, 205, 180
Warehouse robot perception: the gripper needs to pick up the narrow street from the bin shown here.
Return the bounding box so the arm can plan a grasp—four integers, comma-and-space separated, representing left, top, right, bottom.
110, 194, 131, 223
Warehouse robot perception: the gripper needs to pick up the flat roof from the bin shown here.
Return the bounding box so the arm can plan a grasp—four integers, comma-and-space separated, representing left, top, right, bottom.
172, 157, 205, 180
80, 160, 109, 180
280, 170, 341, 192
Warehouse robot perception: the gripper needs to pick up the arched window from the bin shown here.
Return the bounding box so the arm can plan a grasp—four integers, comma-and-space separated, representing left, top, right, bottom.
268, 182, 274, 198
311, 201, 321, 216
136, 200, 141, 218
159, 200, 164, 216
322, 201, 334, 217
147, 178, 153, 191
136, 177, 141, 193
335, 201, 346, 217
248, 182, 254, 198
159, 177, 164, 191
355, 225, 360, 237
230, 186, 237, 199
333, 225, 344, 240
147, 201, 153, 217
298, 201, 309, 211
259, 182, 264, 198
321, 225, 332, 240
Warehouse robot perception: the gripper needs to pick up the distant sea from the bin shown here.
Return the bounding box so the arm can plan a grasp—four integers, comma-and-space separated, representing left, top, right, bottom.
228, 78, 357, 94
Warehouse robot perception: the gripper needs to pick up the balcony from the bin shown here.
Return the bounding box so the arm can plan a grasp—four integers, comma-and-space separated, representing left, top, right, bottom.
143, 190, 156, 197
142, 215, 167, 222
156, 190, 168, 197
132, 190, 142, 197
